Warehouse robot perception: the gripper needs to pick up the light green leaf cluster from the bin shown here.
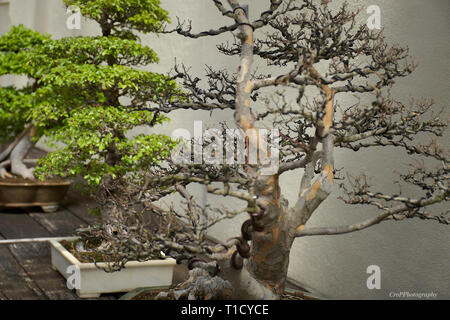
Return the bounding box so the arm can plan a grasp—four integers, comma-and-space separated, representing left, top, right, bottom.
64, 0, 170, 38
0, 26, 50, 143
0, 87, 33, 143
0, 0, 180, 187
34, 106, 176, 185
0, 25, 50, 77
33, 36, 159, 67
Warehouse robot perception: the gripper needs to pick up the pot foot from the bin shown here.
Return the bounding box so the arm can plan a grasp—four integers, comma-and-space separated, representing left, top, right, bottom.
41, 205, 59, 213
76, 290, 101, 299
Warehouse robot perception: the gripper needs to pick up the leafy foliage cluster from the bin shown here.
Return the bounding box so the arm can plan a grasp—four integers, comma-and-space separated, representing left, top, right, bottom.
0, 0, 178, 186
0, 26, 49, 143
65, 0, 170, 39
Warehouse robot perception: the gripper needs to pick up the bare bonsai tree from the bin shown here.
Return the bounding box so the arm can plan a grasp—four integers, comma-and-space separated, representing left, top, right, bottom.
86, 0, 448, 300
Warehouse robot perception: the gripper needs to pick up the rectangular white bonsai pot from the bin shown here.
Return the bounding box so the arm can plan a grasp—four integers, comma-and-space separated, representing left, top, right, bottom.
49, 239, 176, 298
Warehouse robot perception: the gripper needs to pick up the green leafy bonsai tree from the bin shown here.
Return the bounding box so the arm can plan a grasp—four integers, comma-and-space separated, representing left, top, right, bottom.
0, 0, 179, 237
0, 26, 50, 179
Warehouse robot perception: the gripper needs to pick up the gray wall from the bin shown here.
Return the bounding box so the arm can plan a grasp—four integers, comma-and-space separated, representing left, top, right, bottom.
1, 0, 449, 299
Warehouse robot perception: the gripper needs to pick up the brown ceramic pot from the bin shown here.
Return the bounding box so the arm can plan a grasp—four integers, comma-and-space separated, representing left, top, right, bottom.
0, 178, 72, 213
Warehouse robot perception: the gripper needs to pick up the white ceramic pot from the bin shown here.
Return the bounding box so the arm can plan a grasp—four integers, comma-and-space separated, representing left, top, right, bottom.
49, 239, 176, 298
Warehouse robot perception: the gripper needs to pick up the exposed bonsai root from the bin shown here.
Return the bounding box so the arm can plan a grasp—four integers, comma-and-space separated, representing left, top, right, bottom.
0, 159, 38, 179
0, 143, 16, 164
10, 130, 35, 179
155, 268, 234, 300
0, 124, 36, 179
0, 167, 13, 179
0, 124, 33, 163
11, 165, 35, 180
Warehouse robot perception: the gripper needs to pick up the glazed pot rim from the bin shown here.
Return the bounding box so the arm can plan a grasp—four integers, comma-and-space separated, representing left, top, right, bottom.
0, 178, 73, 187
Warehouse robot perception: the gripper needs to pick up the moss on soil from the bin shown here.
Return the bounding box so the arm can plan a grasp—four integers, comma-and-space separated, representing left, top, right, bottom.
60, 238, 108, 263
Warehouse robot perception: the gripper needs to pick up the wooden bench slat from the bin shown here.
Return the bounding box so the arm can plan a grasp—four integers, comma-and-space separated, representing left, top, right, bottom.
7, 242, 79, 300
28, 208, 87, 237
0, 235, 46, 300
0, 212, 52, 239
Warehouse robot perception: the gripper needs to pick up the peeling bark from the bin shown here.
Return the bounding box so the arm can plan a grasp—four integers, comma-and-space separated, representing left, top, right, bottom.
225, 0, 305, 298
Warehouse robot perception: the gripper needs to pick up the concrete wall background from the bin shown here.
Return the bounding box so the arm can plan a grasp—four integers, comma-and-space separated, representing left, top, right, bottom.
0, 0, 448, 299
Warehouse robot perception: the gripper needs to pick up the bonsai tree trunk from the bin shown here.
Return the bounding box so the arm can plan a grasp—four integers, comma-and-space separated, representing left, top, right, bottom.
217, 210, 295, 300
215, 1, 334, 299
0, 123, 36, 179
